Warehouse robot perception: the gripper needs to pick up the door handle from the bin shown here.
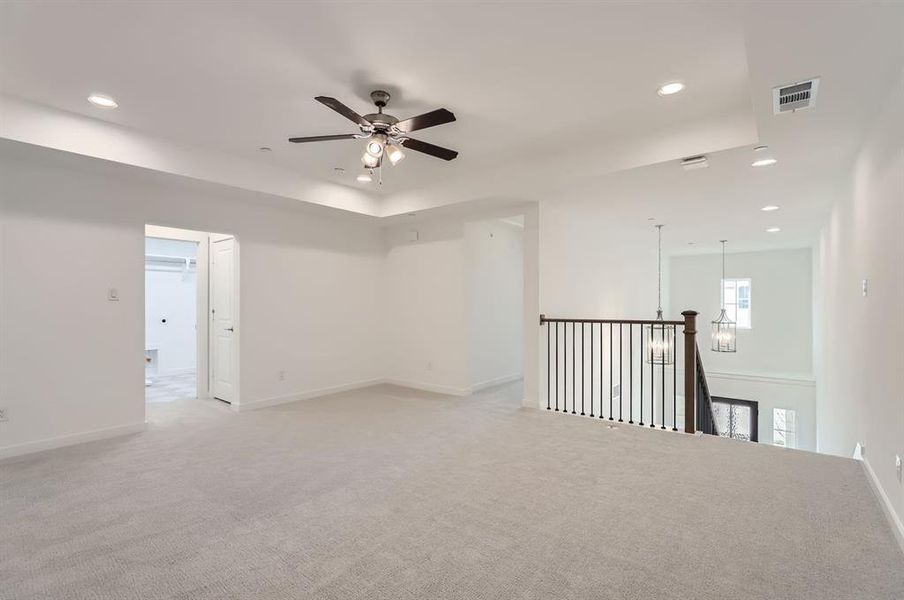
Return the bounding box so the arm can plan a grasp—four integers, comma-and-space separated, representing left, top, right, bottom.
225, 327, 234, 332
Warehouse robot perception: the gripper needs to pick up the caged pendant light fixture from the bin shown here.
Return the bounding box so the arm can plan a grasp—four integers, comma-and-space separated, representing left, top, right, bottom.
712, 240, 737, 353
646, 224, 675, 365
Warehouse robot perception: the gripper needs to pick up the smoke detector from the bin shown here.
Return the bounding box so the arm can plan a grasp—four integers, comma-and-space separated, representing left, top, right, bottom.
773, 77, 820, 114
681, 155, 709, 170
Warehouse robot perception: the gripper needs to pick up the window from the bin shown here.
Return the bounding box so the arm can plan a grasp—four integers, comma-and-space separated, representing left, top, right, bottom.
712, 397, 758, 442
773, 408, 797, 448
721, 278, 751, 329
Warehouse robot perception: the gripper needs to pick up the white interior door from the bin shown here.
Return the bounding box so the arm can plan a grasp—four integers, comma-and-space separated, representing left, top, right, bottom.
210, 237, 237, 403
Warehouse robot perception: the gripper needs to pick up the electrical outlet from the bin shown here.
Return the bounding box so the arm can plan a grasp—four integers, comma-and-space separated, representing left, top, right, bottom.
107, 288, 120, 302
278, 370, 285, 381
896, 455, 902, 481
861, 279, 868, 297
0, 407, 8, 422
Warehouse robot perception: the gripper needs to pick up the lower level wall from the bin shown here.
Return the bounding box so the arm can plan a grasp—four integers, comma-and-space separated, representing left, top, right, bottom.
706, 372, 816, 452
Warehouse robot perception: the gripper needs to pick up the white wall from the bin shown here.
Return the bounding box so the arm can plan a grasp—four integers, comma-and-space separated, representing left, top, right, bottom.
0, 150, 386, 456
466, 219, 524, 390
144, 237, 198, 375
383, 216, 525, 396
670, 249, 816, 449
814, 74, 903, 534
383, 220, 469, 395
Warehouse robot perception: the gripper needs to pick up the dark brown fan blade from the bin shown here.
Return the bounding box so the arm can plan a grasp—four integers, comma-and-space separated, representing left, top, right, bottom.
288, 134, 358, 143
315, 96, 371, 128
395, 108, 456, 133
401, 137, 459, 161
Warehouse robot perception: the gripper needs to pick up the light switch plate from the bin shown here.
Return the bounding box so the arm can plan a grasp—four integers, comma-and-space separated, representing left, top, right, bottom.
862, 279, 868, 297
107, 288, 120, 301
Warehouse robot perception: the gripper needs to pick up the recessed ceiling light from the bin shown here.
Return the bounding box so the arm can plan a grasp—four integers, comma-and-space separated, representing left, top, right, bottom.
259, 146, 272, 152
356, 173, 372, 183
87, 93, 118, 108
657, 82, 686, 96
761, 205, 780, 211
766, 227, 781, 233
752, 158, 778, 167
333, 167, 345, 174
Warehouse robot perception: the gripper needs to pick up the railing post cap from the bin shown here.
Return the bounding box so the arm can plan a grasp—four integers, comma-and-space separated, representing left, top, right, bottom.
681, 310, 699, 317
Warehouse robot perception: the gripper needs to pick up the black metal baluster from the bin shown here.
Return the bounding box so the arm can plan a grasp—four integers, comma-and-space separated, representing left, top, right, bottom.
589, 323, 595, 418
556, 321, 559, 412
661, 325, 666, 430
672, 324, 678, 431
599, 323, 604, 419
546, 322, 551, 410
571, 322, 576, 414
581, 323, 585, 416
639, 327, 644, 426
609, 323, 613, 420
629, 324, 634, 424
650, 325, 655, 428
618, 323, 624, 422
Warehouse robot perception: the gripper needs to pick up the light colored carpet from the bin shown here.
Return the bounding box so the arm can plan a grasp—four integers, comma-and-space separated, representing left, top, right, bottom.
1, 382, 902, 600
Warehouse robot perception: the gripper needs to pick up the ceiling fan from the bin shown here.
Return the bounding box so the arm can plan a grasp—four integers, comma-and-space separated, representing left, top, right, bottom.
288, 90, 458, 183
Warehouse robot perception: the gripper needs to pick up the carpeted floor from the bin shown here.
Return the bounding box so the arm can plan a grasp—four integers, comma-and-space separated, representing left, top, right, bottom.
1, 382, 902, 600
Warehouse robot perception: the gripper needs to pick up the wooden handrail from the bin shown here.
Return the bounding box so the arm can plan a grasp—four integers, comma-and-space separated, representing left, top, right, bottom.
694, 344, 719, 436
540, 315, 684, 326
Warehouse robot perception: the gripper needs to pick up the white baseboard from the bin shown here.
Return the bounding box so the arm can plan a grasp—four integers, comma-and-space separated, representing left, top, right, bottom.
234, 378, 387, 412
861, 457, 904, 555
0, 421, 147, 461
380, 378, 470, 397
469, 373, 523, 394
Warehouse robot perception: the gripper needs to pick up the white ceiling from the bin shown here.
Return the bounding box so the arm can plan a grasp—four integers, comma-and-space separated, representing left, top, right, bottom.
1, 1, 902, 249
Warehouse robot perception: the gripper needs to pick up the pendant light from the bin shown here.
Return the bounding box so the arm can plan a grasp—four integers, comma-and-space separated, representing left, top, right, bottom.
646, 224, 674, 365
711, 240, 737, 352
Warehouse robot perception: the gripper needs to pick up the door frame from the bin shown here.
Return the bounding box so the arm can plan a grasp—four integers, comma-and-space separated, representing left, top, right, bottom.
208, 233, 241, 406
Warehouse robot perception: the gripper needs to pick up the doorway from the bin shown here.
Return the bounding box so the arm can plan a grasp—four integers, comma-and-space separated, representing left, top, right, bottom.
144, 225, 239, 405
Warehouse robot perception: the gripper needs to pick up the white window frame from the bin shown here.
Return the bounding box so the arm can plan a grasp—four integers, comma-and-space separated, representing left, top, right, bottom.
773, 408, 797, 449
721, 278, 752, 329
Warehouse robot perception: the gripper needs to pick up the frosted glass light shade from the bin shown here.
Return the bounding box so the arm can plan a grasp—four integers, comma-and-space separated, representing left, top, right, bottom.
645, 320, 675, 365
711, 309, 737, 353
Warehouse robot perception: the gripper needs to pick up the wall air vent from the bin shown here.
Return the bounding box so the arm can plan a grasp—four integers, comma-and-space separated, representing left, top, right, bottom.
680, 155, 708, 170
773, 77, 820, 114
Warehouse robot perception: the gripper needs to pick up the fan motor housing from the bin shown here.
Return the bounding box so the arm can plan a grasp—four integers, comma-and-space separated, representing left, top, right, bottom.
363, 112, 399, 129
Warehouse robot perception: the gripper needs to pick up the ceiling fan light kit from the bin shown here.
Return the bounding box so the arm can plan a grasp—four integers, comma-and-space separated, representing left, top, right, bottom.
289, 89, 457, 184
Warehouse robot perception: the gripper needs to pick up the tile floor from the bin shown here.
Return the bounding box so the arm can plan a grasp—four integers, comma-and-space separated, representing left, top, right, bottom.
145, 370, 197, 403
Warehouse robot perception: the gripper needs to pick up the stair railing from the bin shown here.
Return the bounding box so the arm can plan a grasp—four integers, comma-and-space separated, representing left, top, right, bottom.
539, 310, 716, 435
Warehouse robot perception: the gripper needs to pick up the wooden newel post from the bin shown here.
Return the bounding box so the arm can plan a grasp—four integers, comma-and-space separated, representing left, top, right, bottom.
682, 310, 698, 434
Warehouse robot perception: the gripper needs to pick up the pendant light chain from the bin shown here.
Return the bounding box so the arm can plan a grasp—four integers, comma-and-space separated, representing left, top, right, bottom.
656, 224, 663, 317
720, 239, 727, 310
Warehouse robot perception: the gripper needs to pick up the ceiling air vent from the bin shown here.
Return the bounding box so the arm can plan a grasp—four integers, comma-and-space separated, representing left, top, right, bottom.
681, 155, 708, 170
773, 77, 820, 114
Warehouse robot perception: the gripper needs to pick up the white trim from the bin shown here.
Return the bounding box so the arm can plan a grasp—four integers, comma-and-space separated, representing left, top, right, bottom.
233, 378, 388, 412
706, 371, 816, 387
145, 225, 211, 402
381, 378, 470, 397
469, 373, 523, 394
861, 457, 904, 556
0, 422, 147, 461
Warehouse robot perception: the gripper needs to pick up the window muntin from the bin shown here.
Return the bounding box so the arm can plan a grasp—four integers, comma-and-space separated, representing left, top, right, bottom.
721, 278, 752, 329
773, 408, 797, 449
